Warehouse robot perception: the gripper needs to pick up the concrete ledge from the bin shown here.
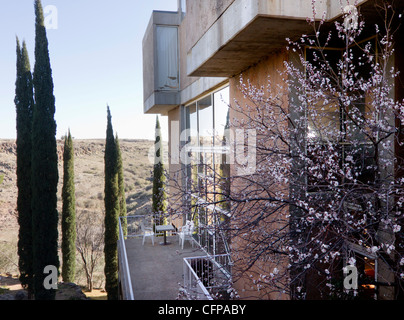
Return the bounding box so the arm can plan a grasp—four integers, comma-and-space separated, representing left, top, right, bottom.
144, 91, 180, 115
187, 0, 369, 77
144, 77, 228, 115
180, 77, 228, 105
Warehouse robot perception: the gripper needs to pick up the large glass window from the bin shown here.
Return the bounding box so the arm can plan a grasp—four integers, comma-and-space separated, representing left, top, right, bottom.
156, 26, 179, 91
344, 244, 377, 300
305, 37, 377, 193
213, 87, 231, 211
184, 86, 230, 255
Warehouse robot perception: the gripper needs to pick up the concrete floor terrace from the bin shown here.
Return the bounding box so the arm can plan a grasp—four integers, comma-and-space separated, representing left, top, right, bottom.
125, 235, 206, 300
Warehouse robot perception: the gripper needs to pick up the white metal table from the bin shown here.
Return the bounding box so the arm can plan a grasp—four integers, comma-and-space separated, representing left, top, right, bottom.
155, 225, 175, 245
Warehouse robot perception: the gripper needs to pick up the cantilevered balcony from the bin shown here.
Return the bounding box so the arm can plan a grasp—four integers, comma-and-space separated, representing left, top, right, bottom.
186, 0, 370, 77
142, 11, 181, 115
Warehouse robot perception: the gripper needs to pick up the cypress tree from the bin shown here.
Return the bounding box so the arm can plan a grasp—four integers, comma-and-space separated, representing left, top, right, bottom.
31, 0, 59, 300
61, 130, 76, 283
15, 38, 34, 298
104, 106, 120, 300
152, 116, 167, 225
116, 135, 127, 236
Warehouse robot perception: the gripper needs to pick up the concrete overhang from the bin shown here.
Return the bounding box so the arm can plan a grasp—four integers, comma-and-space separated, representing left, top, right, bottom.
187, 0, 369, 78
144, 91, 180, 115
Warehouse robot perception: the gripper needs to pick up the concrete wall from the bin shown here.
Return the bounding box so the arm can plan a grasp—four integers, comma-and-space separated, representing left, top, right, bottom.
186, 0, 369, 77
179, 14, 197, 93
179, 3, 229, 106
142, 17, 155, 104
185, 0, 236, 54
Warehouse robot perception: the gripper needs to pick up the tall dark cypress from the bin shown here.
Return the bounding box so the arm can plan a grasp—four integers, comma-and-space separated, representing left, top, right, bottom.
104, 106, 120, 300
15, 38, 34, 298
31, 0, 59, 300
152, 116, 167, 225
61, 130, 76, 283
116, 135, 127, 236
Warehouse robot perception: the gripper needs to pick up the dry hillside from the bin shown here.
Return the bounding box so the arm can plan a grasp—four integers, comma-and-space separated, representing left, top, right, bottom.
0, 138, 156, 292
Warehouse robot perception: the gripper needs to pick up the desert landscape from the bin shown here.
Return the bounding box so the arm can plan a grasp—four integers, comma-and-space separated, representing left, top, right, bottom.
0, 138, 157, 299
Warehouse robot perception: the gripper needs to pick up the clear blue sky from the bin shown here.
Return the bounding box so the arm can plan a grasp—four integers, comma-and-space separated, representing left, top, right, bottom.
0, 0, 177, 140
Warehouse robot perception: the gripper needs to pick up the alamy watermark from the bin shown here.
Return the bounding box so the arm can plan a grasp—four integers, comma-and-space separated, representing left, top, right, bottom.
43, 265, 58, 290
44, 5, 58, 30
149, 121, 257, 176
343, 265, 358, 291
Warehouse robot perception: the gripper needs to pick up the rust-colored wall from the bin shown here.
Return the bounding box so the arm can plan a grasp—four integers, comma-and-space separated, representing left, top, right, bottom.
228, 50, 291, 300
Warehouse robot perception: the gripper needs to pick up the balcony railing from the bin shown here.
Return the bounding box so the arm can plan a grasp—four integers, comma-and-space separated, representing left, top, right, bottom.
124, 215, 154, 238
118, 215, 154, 300
183, 254, 232, 300
118, 217, 134, 300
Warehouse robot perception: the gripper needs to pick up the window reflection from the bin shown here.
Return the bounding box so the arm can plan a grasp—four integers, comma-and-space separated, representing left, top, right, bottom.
185, 86, 230, 254
187, 103, 198, 147
198, 95, 214, 150
305, 37, 377, 193
214, 88, 230, 210
214, 87, 230, 146
156, 26, 179, 91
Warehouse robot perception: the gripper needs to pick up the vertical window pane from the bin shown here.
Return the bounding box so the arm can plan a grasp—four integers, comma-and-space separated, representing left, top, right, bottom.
184, 87, 231, 255
198, 95, 213, 149
198, 96, 213, 202
187, 103, 198, 147
213, 87, 230, 210
307, 99, 340, 141
156, 26, 179, 91
186, 103, 198, 192
214, 87, 230, 147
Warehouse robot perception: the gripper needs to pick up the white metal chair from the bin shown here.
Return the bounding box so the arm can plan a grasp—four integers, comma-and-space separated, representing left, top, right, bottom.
140, 222, 154, 246
178, 220, 195, 249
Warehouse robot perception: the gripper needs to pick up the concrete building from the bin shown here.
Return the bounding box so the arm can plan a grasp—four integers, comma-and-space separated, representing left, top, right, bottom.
141, 0, 404, 300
